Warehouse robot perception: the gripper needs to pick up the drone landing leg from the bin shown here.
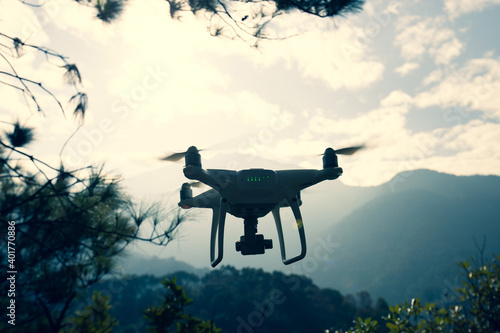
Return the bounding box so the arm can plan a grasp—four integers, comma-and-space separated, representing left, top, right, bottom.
272, 207, 287, 262
271, 198, 307, 265
210, 198, 228, 268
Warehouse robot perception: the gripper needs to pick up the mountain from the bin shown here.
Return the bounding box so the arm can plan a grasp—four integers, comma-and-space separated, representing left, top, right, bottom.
116, 254, 209, 277
305, 169, 500, 305
123, 167, 500, 305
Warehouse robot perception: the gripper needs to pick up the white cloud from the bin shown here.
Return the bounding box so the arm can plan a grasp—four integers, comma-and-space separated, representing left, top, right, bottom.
395, 62, 419, 76
422, 69, 443, 86
430, 37, 463, 65
444, 0, 500, 19
394, 15, 463, 65
49, 0, 120, 44
1, 0, 50, 44
380, 90, 413, 107
414, 56, 500, 119
423, 120, 500, 176
239, 13, 386, 91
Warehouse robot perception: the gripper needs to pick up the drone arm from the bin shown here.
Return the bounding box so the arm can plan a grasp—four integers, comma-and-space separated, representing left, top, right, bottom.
184, 166, 232, 192
302, 167, 343, 191
272, 197, 307, 265
210, 198, 228, 268
277, 168, 342, 194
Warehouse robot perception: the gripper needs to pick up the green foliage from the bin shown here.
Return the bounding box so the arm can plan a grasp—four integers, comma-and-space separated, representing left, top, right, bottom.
4, 121, 34, 147
275, 0, 364, 17
94, 0, 126, 23
347, 254, 500, 333
86, 267, 388, 332
143, 277, 220, 333
62, 291, 117, 333
0, 128, 186, 333
348, 317, 379, 333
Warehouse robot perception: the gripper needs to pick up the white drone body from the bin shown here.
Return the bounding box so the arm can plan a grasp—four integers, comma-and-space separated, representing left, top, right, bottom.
171, 145, 361, 267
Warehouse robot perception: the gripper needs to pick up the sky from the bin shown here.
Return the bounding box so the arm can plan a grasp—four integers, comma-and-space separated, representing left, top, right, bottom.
2, 0, 500, 266
2, 0, 500, 186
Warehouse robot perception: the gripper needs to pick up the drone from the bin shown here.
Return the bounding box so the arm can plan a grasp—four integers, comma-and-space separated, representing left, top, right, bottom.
161, 145, 363, 268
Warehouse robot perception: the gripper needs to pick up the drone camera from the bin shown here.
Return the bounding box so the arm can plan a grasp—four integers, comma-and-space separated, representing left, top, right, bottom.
236, 234, 273, 255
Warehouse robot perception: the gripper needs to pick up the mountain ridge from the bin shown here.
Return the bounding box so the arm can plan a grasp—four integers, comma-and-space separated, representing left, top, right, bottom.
124, 169, 500, 305
307, 169, 500, 304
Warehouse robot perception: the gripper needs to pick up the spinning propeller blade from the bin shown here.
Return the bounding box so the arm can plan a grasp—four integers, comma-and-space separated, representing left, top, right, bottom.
160, 147, 204, 162
334, 145, 364, 155
318, 145, 365, 157
160, 152, 187, 162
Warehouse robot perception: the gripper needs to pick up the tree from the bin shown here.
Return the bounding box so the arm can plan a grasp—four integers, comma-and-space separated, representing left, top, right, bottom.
160, 0, 365, 45
143, 277, 220, 333
0, 123, 188, 332
61, 291, 118, 333
0, 32, 88, 120
37, 0, 364, 43
346, 254, 500, 333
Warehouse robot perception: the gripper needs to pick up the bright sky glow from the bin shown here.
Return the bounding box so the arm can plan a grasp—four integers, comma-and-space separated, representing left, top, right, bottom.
2, 0, 500, 189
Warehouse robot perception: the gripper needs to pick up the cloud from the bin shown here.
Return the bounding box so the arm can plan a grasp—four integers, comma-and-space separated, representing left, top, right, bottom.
414, 56, 500, 120
444, 0, 500, 19
429, 35, 463, 65
423, 120, 500, 176
395, 62, 419, 76
1, 0, 50, 44
380, 90, 413, 107
394, 15, 463, 65
298, 91, 413, 158
422, 69, 443, 86
239, 13, 386, 91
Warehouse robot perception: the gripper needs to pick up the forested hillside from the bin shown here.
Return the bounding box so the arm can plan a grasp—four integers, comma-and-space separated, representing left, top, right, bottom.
86, 267, 389, 333
308, 170, 500, 304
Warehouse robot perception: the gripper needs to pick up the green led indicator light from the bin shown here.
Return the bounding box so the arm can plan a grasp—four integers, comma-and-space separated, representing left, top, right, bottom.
246, 175, 272, 182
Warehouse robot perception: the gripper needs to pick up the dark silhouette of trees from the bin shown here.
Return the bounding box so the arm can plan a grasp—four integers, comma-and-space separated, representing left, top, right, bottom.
0, 124, 188, 332
85, 266, 389, 332
143, 277, 220, 333
0, 32, 88, 120
61, 291, 117, 333
161, 0, 365, 44
347, 254, 500, 333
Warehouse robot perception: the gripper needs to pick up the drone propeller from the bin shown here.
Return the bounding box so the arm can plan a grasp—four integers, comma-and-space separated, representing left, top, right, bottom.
319, 145, 365, 156
160, 146, 204, 162
333, 145, 365, 155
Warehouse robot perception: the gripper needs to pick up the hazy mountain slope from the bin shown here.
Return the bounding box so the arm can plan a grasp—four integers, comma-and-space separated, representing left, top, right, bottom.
117, 254, 209, 277
308, 170, 500, 305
